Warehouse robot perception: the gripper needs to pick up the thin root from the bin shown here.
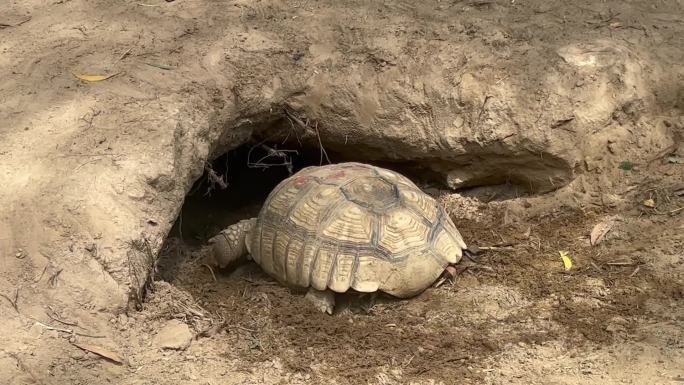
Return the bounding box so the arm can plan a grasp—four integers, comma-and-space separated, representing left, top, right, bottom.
202, 264, 217, 282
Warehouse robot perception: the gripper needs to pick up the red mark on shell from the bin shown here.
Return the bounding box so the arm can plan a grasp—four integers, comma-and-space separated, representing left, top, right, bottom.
326, 170, 346, 180
293, 176, 310, 185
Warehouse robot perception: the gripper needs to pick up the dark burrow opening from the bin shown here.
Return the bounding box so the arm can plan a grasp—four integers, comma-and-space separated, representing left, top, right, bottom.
146, 132, 556, 379
156, 140, 323, 281
156, 131, 531, 282
156, 137, 444, 281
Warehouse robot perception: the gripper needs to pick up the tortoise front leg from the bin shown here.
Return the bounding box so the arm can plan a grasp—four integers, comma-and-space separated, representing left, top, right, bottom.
305, 288, 335, 315
207, 218, 257, 268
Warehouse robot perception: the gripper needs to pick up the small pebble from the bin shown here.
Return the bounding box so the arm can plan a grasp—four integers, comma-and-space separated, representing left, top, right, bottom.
154, 320, 193, 350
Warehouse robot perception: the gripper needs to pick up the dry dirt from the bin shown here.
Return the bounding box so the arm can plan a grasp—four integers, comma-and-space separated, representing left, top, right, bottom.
1, 0, 683, 384
137, 178, 684, 385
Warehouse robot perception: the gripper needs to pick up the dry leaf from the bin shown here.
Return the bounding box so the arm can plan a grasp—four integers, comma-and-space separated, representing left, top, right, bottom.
559, 251, 572, 271
73, 73, 118, 82
590, 218, 615, 246
642, 199, 656, 208
72, 342, 123, 364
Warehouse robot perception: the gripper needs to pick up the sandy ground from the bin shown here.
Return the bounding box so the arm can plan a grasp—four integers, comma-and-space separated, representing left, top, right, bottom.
132, 160, 684, 385
0, 0, 683, 384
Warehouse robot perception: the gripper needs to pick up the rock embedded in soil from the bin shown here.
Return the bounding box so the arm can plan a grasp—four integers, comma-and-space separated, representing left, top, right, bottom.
153, 320, 193, 350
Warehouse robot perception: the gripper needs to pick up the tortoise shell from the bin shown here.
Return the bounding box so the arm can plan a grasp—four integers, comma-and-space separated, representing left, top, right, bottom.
249, 162, 466, 298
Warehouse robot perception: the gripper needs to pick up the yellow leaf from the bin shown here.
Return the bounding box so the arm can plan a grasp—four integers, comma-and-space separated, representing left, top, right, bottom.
559, 251, 572, 271
73, 73, 118, 82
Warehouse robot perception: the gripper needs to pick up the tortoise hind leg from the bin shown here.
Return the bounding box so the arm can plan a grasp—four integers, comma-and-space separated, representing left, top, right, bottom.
305, 288, 335, 315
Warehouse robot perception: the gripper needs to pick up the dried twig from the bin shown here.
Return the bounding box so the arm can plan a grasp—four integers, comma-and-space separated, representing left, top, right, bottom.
79, 109, 102, 130
33, 264, 49, 283
118, 47, 133, 61
283, 108, 308, 133
247, 142, 297, 175
180, 304, 206, 318
283, 108, 330, 165
203, 163, 228, 196
33, 321, 105, 338
0, 288, 19, 312
45, 306, 79, 327
17, 17, 32, 26
241, 277, 278, 285
462, 262, 495, 273
231, 324, 257, 333
34, 321, 76, 334
202, 264, 217, 282
606, 260, 635, 266
433, 276, 449, 288
48, 269, 63, 287
587, 10, 621, 28
283, 113, 303, 146
313, 121, 330, 165
477, 246, 515, 251
0, 17, 31, 29
475, 95, 493, 128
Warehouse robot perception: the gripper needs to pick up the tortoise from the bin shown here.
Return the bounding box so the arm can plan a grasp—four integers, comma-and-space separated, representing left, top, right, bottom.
207, 162, 467, 314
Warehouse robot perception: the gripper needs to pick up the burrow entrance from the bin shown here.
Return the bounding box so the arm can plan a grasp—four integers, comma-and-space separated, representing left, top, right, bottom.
156, 125, 530, 282
145, 125, 585, 385
156, 135, 432, 281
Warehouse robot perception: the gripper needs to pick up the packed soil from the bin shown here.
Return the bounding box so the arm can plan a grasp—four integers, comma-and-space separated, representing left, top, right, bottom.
132, 166, 683, 385
1, 0, 683, 384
